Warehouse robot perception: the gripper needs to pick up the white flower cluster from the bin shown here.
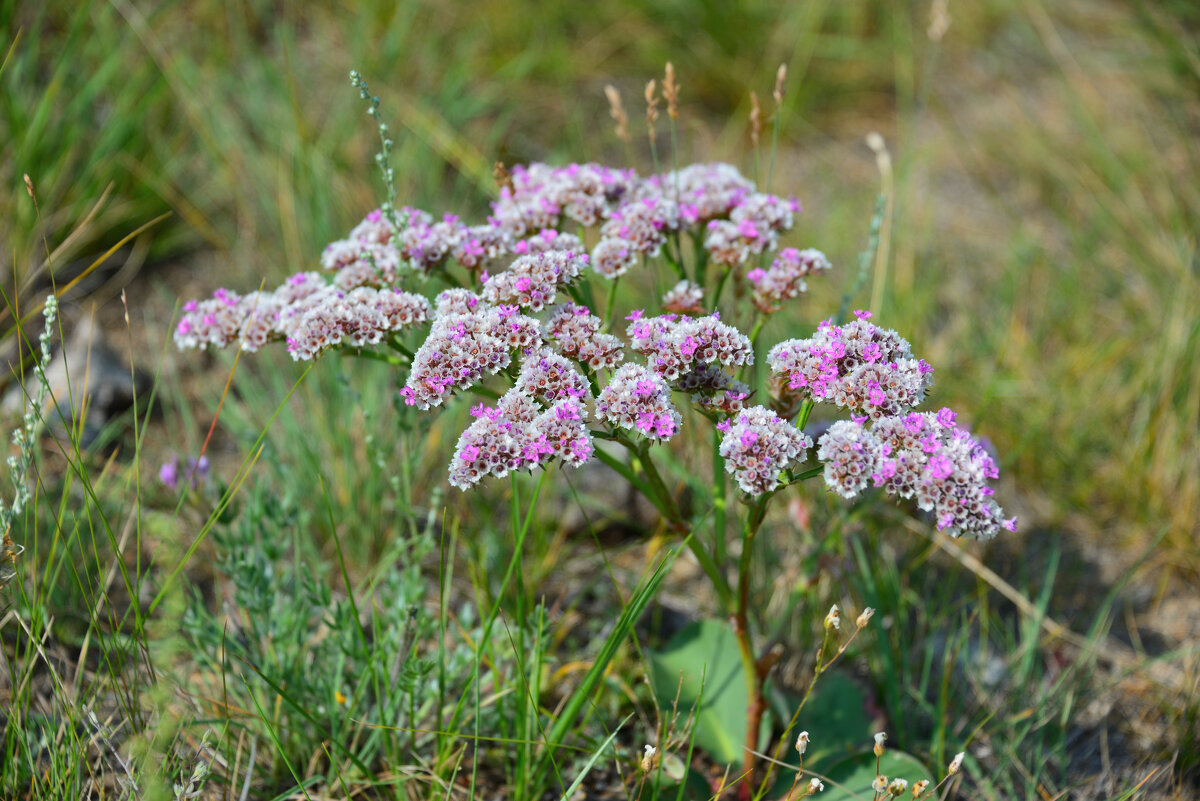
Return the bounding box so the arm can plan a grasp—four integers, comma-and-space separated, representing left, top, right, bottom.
718, 406, 812, 495
626, 312, 753, 381
595, 363, 681, 441
448, 391, 592, 490
818, 410, 1017, 539
768, 313, 932, 421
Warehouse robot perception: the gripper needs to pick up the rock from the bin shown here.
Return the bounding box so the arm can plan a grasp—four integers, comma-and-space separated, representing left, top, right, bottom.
2, 308, 151, 448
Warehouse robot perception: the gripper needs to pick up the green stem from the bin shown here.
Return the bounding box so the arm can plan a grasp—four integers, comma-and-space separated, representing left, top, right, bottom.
601, 277, 621, 332
712, 428, 727, 568
692, 233, 710, 287
748, 314, 766, 348
605, 434, 735, 611
712, 266, 733, 310
767, 93, 783, 194
735, 497, 770, 784
347, 348, 406, 367
385, 336, 415, 360
796, 398, 814, 431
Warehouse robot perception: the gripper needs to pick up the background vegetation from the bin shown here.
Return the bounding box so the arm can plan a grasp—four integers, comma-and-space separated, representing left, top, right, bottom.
2, 0, 1196, 798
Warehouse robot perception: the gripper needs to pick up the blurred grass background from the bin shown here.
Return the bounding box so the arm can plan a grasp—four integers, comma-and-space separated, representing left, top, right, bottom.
3, 1, 1199, 796
4, 0, 1195, 570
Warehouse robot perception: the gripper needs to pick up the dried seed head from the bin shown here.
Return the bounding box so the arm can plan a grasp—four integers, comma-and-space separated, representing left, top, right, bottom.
911, 780, 930, 797
872, 776, 888, 794
645, 79, 659, 137
948, 752, 964, 775
774, 63, 787, 107
887, 778, 909, 797
928, 0, 950, 42
796, 730, 810, 755
605, 85, 631, 144
873, 731, 887, 757
866, 132, 892, 176
856, 607, 876, 629
494, 161, 514, 195
663, 62, 680, 119
749, 92, 763, 146
23, 174, 34, 198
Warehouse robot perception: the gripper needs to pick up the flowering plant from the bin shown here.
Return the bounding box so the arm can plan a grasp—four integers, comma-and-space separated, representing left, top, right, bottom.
175, 70, 1014, 793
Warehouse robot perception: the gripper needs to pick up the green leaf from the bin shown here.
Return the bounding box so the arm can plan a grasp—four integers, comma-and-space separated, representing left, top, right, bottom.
816, 750, 932, 801
646, 619, 751, 765
769, 670, 874, 767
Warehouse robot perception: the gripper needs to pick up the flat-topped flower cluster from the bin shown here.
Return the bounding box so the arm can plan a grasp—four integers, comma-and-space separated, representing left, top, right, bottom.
175, 159, 1014, 539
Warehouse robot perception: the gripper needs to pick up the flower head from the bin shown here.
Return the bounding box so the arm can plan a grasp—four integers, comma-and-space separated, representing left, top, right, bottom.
515, 349, 592, 408
481, 249, 587, 311
718, 406, 811, 495
595, 364, 680, 442
749, 248, 832, 314
545, 303, 625, 370
768, 317, 932, 420
817, 410, 1014, 540
661, 279, 706, 315
403, 305, 540, 409
627, 313, 752, 381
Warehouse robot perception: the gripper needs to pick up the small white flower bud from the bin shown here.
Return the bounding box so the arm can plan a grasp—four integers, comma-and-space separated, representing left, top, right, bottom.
911, 779, 930, 797
640, 744, 659, 773
948, 751, 964, 775
872, 775, 888, 794
887, 778, 909, 796
807, 777, 824, 794
856, 607, 875, 628
873, 731, 887, 757
824, 604, 840, 631
796, 731, 810, 755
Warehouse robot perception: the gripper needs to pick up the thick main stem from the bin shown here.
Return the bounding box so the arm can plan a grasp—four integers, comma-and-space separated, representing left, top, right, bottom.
735, 497, 770, 784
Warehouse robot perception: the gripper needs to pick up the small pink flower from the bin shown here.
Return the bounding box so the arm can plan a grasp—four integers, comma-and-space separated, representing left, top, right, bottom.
928, 454, 954, 480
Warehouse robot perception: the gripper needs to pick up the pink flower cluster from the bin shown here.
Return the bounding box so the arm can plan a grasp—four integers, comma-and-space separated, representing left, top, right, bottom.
174, 157, 1012, 527
595, 363, 681, 441
174, 276, 430, 361
590, 237, 638, 278
401, 303, 541, 409
718, 406, 813, 495
513, 228, 584, 257
399, 210, 469, 272
448, 391, 593, 489
746, 247, 832, 313
481, 249, 588, 311
599, 195, 681, 259
514, 349, 591, 408
703, 192, 801, 267
667, 162, 755, 223
321, 210, 405, 289
544, 303, 625, 370
282, 287, 432, 361
817, 410, 1016, 540
661, 280, 706, 315
675, 364, 751, 414
767, 313, 933, 420
492, 162, 638, 234
453, 223, 511, 271
626, 312, 753, 381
